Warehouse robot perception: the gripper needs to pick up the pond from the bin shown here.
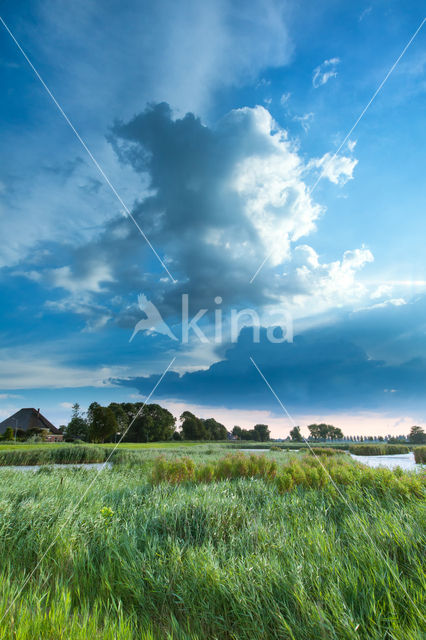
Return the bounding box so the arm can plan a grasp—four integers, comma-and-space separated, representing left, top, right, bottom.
349, 451, 420, 472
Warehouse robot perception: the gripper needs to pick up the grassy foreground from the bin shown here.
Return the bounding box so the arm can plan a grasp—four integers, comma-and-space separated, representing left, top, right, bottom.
0, 447, 424, 639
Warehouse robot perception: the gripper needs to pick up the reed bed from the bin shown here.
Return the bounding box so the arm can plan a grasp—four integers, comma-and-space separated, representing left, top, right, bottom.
152, 452, 425, 499
0, 451, 424, 639
0, 445, 108, 466
348, 444, 409, 456
231, 442, 348, 451
414, 446, 426, 464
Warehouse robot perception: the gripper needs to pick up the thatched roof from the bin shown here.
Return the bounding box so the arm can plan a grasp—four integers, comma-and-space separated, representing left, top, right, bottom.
0, 408, 60, 434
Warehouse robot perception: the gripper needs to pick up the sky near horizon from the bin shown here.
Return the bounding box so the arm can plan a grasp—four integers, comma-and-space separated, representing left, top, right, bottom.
0, 0, 425, 437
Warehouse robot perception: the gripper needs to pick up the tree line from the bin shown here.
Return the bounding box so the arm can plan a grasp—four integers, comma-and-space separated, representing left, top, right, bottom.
4, 405, 425, 445
63, 403, 272, 443
288, 423, 425, 444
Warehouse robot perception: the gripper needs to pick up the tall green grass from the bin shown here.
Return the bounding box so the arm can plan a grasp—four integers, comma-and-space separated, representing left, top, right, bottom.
414, 446, 426, 464
152, 452, 424, 498
349, 444, 409, 456
0, 445, 108, 466
0, 453, 424, 639
232, 442, 349, 451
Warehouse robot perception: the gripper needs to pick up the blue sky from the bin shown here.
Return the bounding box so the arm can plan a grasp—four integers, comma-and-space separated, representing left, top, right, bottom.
0, 0, 425, 436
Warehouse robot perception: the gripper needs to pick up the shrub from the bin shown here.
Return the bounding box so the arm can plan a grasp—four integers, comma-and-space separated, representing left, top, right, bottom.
3, 428, 15, 441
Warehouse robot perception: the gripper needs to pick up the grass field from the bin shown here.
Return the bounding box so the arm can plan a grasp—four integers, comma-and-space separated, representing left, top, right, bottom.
0, 440, 205, 452
0, 446, 424, 639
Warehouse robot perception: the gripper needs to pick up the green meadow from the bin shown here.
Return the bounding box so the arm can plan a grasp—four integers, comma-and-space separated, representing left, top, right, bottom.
0, 446, 424, 639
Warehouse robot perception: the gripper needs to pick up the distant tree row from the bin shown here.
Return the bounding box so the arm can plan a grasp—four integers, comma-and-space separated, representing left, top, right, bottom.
65, 402, 176, 443
231, 424, 271, 442
60, 404, 425, 445
178, 412, 229, 440
286, 424, 425, 445
63, 403, 271, 443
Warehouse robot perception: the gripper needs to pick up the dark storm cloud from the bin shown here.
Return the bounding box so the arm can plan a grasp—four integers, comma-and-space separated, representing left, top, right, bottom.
115, 298, 426, 413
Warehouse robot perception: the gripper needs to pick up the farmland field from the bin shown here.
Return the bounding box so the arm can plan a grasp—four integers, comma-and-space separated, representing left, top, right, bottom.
0, 446, 424, 639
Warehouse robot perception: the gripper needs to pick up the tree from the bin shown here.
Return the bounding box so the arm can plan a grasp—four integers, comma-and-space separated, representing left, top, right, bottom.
203, 418, 228, 440
65, 403, 89, 441
108, 403, 130, 435
253, 424, 270, 442
409, 425, 426, 444
308, 423, 342, 441
128, 404, 176, 442
329, 426, 344, 440
3, 427, 14, 441
244, 429, 256, 440
289, 426, 303, 442
87, 403, 118, 443
107, 402, 176, 442
232, 426, 242, 439
148, 404, 176, 440
180, 411, 207, 440
65, 417, 89, 441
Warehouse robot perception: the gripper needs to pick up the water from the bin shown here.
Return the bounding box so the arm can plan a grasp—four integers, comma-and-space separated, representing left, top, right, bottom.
237, 448, 299, 453
0, 454, 421, 473
0, 462, 112, 472
350, 452, 420, 471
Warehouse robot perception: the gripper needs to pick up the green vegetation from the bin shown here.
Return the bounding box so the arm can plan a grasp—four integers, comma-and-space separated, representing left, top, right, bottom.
180, 411, 228, 440
307, 423, 344, 440
152, 452, 424, 498
306, 446, 344, 457
414, 446, 426, 464
0, 447, 423, 639
349, 444, 410, 456
410, 425, 426, 444
231, 423, 271, 441
232, 442, 348, 451
0, 445, 108, 466
289, 425, 303, 441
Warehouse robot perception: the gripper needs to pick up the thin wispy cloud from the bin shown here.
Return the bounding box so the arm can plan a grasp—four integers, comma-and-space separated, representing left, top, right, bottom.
312, 57, 340, 88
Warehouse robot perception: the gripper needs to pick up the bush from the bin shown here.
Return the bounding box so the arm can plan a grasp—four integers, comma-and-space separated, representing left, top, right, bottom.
2, 428, 15, 441
349, 444, 409, 456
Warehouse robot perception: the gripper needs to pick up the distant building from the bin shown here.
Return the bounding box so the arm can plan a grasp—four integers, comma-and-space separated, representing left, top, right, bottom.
0, 408, 63, 441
